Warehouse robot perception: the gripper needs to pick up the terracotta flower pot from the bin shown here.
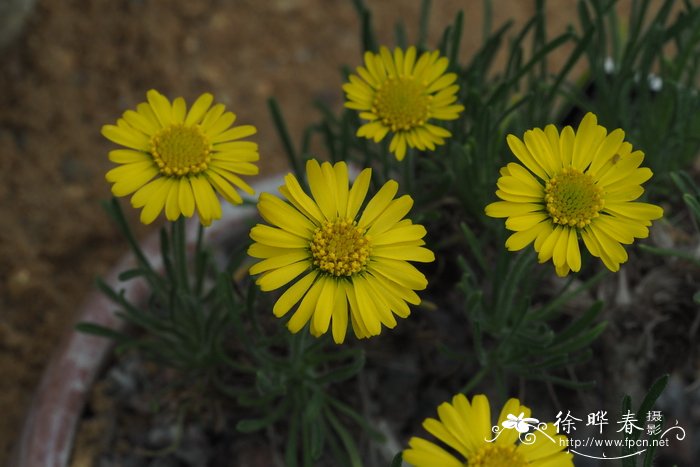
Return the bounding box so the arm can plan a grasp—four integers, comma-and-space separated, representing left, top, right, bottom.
12, 175, 283, 467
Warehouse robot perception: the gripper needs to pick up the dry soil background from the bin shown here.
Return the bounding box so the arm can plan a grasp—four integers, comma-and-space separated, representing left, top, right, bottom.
0, 0, 602, 463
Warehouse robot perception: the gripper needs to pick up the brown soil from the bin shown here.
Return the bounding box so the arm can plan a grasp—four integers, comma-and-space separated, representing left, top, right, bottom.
0, 0, 634, 464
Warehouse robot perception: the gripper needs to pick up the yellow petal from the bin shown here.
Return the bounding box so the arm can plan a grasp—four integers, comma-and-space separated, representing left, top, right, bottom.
131, 177, 167, 208
139, 179, 171, 224
523, 129, 558, 177
184, 93, 213, 125
249, 250, 310, 276
346, 284, 370, 339
403, 438, 464, 467
249, 224, 308, 248
373, 224, 427, 245
558, 125, 575, 167
281, 173, 325, 223
366, 270, 420, 306
248, 243, 293, 259
351, 278, 383, 336
205, 170, 244, 205
208, 166, 255, 196
122, 109, 158, 136
571, 112, 605, 171
211, 125, 256, 144
101, 124, 150, 151
368, 258, 427, 291
306, 159, 336, 220
171, 97, 186, 123
108, 149, 150, 164
146, 89, 173, 127
257, 260, 311, 292
311, 278, 336, 337
331, 281, 349, 344
552, 226, 571, 267
389, 132, 408, 161
505, 221, 550, 251
272, 270, 318, 317
566, 228, 582, 272
588, 128, 625, 176
109, 164, 159, 196
358, 180, 398, 227
190, 175, 222, 225
505, 212, 548, 231
372, 245, 434, 262
604, 201, 663, 221
363, 274, 410, 318
164, 178, 181, 221
287, 277, 324, 333
179, 176, 195, 217
589, 224, 627, 271
333, 162, 350, 218
538, 225, 563, 263
506, 134, 547, 180
200, 104, 227, 133
346, 168, 372, 220
367, 195, 413, 236
257, 192, 316, 236
496, 398, 531, 446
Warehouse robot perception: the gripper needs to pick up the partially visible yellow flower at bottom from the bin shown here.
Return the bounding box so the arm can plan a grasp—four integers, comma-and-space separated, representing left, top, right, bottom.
403, 393, 573, 467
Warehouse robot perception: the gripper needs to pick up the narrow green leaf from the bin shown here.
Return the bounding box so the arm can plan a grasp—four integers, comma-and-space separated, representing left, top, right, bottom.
459, 222, 486, 271
547, 321, 607, 354
317, 352, 366, 385
553, 301, 604, 344
236, 398, 290, 433
326, 396, 386, 442
325, 407, 363, 467
268, 97, 301, 179
417, 0, 431, 50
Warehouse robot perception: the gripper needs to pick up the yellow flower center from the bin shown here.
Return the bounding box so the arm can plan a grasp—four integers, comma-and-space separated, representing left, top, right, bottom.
469, 444, 527, 467
545, 167, 604, 228
310, 218, 371, 277
151, 124, 212, 176
372, 77, 431, 132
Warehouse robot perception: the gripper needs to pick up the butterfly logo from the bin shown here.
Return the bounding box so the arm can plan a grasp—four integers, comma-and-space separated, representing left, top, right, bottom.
502, 413, 540, 434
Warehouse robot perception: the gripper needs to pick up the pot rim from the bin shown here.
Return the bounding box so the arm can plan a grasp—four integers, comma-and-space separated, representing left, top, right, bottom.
12, 174, 284, 467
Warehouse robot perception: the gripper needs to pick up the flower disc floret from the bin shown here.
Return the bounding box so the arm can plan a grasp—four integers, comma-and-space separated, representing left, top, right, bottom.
343, 46, 464, 160
248, 159, 435, 344
151, 124, 212, 176
310, 218, 371, 276
373, 77, 431, 131
545, 167, 604, 228
471, 444, 526, 467
485, 112, 663, 277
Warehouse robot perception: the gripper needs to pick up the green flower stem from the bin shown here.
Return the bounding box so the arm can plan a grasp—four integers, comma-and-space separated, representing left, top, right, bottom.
171, 216, 191, 294
193, 223, 206, 297
402, 148, 415, 196
105, 198, 166, 297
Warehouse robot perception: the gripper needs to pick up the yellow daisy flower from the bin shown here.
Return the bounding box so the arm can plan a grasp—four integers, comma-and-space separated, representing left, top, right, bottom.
102, 89, 259, 226
248, 159, 435, 344
485, 112, 663, 277
343, 46, 464, 161
403, 393, 573, 467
